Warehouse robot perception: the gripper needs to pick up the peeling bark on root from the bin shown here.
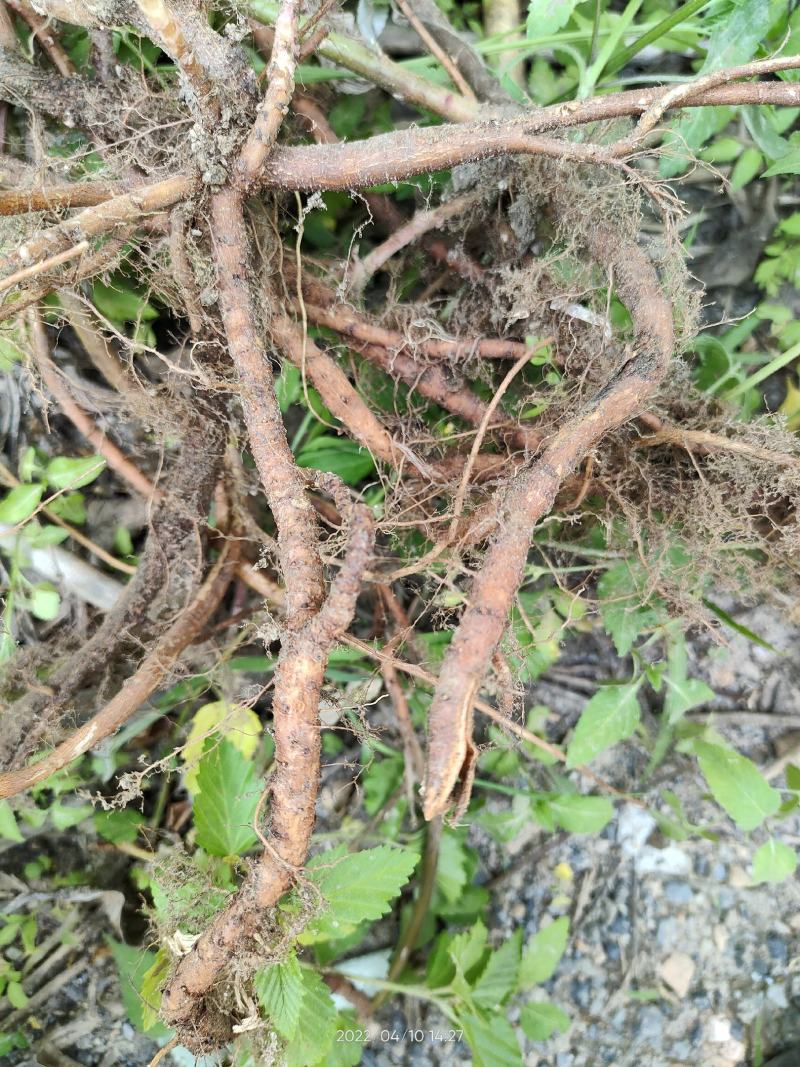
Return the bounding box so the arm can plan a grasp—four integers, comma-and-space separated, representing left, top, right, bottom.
422, 228, 675, 819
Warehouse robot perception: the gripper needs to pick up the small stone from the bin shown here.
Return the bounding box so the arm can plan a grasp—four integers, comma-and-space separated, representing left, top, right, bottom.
664, 880, 693, 904
729, 865, 751, 888
636, 844, 692, 876
766, 983, 789, 1009
659, 951, 696, 998
657, 917, 678, 946
768, 936, 789, 963
712, 862, 727, 882
636, 1006, 664, 1042
707, 1016, 732, 1043
714, 925, 729, 952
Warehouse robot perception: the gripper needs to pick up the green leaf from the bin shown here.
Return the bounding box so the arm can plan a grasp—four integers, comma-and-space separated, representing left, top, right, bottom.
46, 455, 106, 491
752, 838, 798, 884
520, 1000, 570, 1041
94, 808, 143, 845
472, 930, 522, 1009
519, 917, 569, 988
786, 763, 800, 792
566, 681, 641, 768
597, 563, 660, 655
701, 599, 777, 651
547, 794, 614, 834
22, 524, 69, 548
323, 1012, 366, 1066
663, 636, 715, 725
763, 146, 800, 176
660, 0, 782, 175
92, 278, 159, 323
436, 829, 470, 904
254, 953, 304, 1039
526, 0, 581, 38
296, 437, 376, 485
448, 921, 488, 982
284, 968, 337, 1067
0, 484, 43, 525
193, 740, 261, 857
276, 363, 301, 412
139, 949, 170, 1033
182, 700, 262, 794
0, 801, 23, 844
106, 939, 170, 1038
26, 583, 60, 621
690, 740, 781, 831
304, 845, 417, 940
6, 982, 27, 1010
460, 1011, 522, 1067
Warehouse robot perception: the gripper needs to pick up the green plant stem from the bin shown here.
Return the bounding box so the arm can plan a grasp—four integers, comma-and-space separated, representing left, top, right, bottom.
372, 814, 443, 1010
726, 337, 800, 399
331, 970, 457, 1019
604, 0, 711, 78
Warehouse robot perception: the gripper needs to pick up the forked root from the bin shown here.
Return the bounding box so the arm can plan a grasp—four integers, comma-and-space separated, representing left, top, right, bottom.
422, 224, 675, 819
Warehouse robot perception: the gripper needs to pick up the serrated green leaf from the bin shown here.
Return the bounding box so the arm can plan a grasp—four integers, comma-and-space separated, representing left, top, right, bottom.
436, 829, 470, 904
460, 1011, 522, 1067
472, 930, 522, 1008
660, 0, 781, 176
323, 1011, 366, 1066
0, 801, 23, 844
0, 484, 43, 525
296, 437, 375, 485
305, 846, 417, 940
46, 455, 106, 490
448, 921, 488, 981
520, 1000, 570, 1040
597, 562, 661, 655
254, 953, 304, 1039
285, 968, 337, 1067
519, 917, 569, 988
690, 740, 781, 831
566, 682, 641, 768
752, 838, 798, 884
194, 740, 261, 857
182, 700, 262, 794
526, 0, 581, 38
763, 146, 800, 176
547, 794, 614, 834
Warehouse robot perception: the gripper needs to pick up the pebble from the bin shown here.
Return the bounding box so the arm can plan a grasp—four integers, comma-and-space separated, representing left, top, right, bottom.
636, 1006, 664, 1042
768, 936, 789, 963
664, 880, 694, 905
711, 862, 727, 882
707, 1016, 732, 1043
659, 951, 696, 998
767, 983, 789, 1009
656, 916, 678, 946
